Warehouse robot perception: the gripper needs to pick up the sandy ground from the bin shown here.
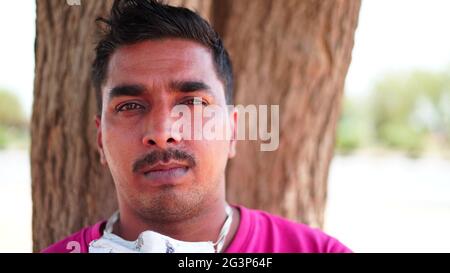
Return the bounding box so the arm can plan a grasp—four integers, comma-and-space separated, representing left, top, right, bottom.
0, 150, 449, 253
0, 150, 32, 252
325, 154, 450, 253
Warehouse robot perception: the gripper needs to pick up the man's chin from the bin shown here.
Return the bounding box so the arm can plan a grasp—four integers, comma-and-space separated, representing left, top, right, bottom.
133, 189, 205, 222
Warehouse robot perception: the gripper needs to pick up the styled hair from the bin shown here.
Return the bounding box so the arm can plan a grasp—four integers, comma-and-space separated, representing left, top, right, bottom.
92, 0, 234, 113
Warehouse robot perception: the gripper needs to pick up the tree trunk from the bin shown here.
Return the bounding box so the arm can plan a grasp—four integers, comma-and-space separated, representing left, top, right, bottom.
32, 0, 116, 252
221, 0, 361, 228
32, 0, 360, 252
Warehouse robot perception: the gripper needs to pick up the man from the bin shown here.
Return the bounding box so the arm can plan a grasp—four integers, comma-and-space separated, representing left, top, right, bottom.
43, 0, 350, 253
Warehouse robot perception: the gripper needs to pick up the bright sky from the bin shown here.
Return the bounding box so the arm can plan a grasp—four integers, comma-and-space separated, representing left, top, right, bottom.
1, 0, 450, 117
0, 1, 35, 117
346, 0, 450, 98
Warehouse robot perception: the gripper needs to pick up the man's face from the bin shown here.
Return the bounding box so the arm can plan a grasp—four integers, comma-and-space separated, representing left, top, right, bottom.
95, 39, 236, 222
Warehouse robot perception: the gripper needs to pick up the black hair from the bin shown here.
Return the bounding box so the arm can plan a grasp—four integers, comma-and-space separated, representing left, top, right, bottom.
92, 0, 234, 113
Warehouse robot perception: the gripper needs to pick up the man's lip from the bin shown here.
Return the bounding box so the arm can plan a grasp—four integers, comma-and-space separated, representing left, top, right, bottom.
142, 162, 189, 173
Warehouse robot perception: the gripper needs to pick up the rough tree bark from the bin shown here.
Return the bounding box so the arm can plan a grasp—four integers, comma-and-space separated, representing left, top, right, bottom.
32, 0, 116, 252
32, 0, 360, 252
221, 0, 361, 228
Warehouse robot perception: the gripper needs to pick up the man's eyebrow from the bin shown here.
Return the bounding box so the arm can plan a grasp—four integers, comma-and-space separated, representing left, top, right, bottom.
108, 84, 146, 99
170, 80, 212, 94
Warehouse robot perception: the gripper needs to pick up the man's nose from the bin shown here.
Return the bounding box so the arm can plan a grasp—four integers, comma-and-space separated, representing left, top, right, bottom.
142, 107, 182, 149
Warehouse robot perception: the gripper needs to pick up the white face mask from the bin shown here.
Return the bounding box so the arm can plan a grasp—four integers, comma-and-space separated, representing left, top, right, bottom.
89, 206, 233, 253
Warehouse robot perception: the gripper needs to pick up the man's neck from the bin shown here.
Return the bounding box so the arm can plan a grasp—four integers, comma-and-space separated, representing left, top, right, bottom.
113, 200, 240, 251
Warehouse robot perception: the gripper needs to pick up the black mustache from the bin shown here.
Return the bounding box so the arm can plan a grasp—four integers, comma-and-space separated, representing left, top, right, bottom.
132, 148, 196, 174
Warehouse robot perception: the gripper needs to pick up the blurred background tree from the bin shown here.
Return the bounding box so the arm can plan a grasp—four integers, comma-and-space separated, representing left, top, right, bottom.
0, 90, 28, 149
336, 66, 450, 158
335, 97, 373, 154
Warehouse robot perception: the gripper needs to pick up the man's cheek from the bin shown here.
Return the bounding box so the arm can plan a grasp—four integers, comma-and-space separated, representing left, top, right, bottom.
104, 125, 139, 146
103, 135, 131, 167
198, 141, 229, 168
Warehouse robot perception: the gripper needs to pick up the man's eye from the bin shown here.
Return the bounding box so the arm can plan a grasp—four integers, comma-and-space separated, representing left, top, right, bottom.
117, 103, 144, 112
183, 98, 208, 106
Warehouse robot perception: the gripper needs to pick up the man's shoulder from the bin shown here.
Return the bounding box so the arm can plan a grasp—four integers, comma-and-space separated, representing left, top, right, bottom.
237, 206, 351, 253
246, 206, 324, 234
41, 221, 106, 253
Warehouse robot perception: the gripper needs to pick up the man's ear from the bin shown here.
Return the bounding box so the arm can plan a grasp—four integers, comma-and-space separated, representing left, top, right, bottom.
95, 115, 107, 165
228, 108, 237, 159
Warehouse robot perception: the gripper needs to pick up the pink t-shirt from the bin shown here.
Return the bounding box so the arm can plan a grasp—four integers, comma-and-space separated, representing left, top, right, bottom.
42, 205, 351, 253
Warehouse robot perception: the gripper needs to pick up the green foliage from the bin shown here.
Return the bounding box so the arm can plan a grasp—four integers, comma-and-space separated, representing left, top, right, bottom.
335, 98, 373, 154
0, 90, 29, 150
336, 66, 450, 157
0, 90, 26, 127
0, 125, 30, 150
0, 126, 7, 149
377, 122, 425, 157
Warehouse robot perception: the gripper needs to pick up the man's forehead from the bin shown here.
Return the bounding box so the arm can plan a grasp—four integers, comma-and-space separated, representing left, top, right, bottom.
109, 39, 213, 69
105, 39, 217, 84
103, 39, 225, 101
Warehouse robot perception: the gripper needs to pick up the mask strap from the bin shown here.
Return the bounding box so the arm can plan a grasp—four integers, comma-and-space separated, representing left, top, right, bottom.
104, 210, 119, 234
213, 204, 233, 253
103, 205, 233, 253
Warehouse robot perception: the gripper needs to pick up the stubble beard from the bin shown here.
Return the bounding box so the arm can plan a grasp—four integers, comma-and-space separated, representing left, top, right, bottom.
127, 178, 222, 224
